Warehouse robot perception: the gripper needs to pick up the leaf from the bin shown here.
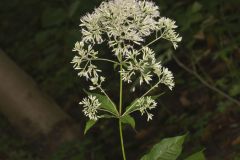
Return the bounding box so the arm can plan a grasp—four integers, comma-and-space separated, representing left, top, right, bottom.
124, 98, 140, 115
84, 120, 97, 135
84, 90, 118, 116
140, 135, 186, 160
185, 150, 206, 160
113, 63, 118, 70
120, 115, 135, 129
125, 94, 164, 115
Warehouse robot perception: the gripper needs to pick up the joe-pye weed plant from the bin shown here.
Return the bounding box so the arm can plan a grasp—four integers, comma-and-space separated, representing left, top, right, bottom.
72, 0, 205, 159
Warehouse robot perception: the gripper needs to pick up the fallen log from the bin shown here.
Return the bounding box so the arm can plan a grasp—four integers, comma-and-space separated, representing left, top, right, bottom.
0, 49, 80, 149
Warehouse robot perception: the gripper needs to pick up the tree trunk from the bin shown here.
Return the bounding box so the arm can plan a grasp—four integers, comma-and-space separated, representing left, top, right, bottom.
0, 49, 80, 148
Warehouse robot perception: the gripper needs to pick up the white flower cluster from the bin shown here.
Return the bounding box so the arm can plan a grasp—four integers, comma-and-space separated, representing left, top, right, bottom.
120, 46, 175, 89
160, 67, 175, 90
71, 41, 105, 89
79, 0, 181, 48
135, 96, 157, 121
73, 0, 181, 120
80, 0, 159, 45
80, 95, 101, 120
158, 17, 182, 49
72, 0, 180, 87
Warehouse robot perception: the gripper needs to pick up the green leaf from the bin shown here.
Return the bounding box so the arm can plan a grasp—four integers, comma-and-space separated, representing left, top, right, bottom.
84, 120, 97, 135
113, 63, 118, 70
140, 135, 186, 160
125, 94, 164, 115
84, 90, 118, 116
185, 150, 206, 160
125, 98, 139, 114
120, 115, 135, 129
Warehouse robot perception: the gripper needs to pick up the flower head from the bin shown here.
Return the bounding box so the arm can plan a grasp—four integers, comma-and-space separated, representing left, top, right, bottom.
135, 96, 157, 121
78, 0, 181, 50
80, 95, 101, 120
160, 67, 175, 90
73, 0, 182, 122
72, 0, 181, 88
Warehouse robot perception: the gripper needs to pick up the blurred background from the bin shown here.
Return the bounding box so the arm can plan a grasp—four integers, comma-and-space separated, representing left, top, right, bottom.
0, 0, 240, 159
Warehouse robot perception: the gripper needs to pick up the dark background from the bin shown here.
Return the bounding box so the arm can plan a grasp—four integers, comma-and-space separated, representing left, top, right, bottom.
0, 0, 240, 159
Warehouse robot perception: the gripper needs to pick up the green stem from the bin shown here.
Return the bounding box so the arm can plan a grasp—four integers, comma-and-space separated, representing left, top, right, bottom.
92, 58, 120, 64
82, 58, 120, 65
119, 56, 126, 160
137, 35, 163, 52
119, 65, 123, 115
119, 119, 126, 160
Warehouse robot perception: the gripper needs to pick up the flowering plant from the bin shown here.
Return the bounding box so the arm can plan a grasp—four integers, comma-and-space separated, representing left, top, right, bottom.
70, 0, 205, 159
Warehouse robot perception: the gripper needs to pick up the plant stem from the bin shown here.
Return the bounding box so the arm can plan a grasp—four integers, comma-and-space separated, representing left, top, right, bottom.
173, 55, 240, 106
82, 58, 120, 65
92, 58, 120, 64
119, 56, 126, 160
119, 65, 123, 115
119, 119, 126, 160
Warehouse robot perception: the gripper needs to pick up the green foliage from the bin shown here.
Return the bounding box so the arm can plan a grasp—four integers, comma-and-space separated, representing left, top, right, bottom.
84, 90, 118, 116
140, 135, 206, 160
141, 135, 186, 160
84, 120, 97, 135
125, 99, 139, 114
120, 115, 135, 129
1, 0, 239, 159
185, 150, 206, 160
125, 94, 164, 116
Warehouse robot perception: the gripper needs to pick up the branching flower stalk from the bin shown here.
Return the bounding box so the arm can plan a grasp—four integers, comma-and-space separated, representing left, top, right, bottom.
71, 0, 181, 159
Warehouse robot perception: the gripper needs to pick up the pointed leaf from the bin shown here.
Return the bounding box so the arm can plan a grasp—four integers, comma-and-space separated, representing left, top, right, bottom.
114, 63, 118, 70
185, 150, 205, 160
84, 120, 97, 135
120, 115, 135, 129
84, 90, 118, 116
141, 135, 186, 160
125, 94, 164, 115
125, 98, 139, 114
